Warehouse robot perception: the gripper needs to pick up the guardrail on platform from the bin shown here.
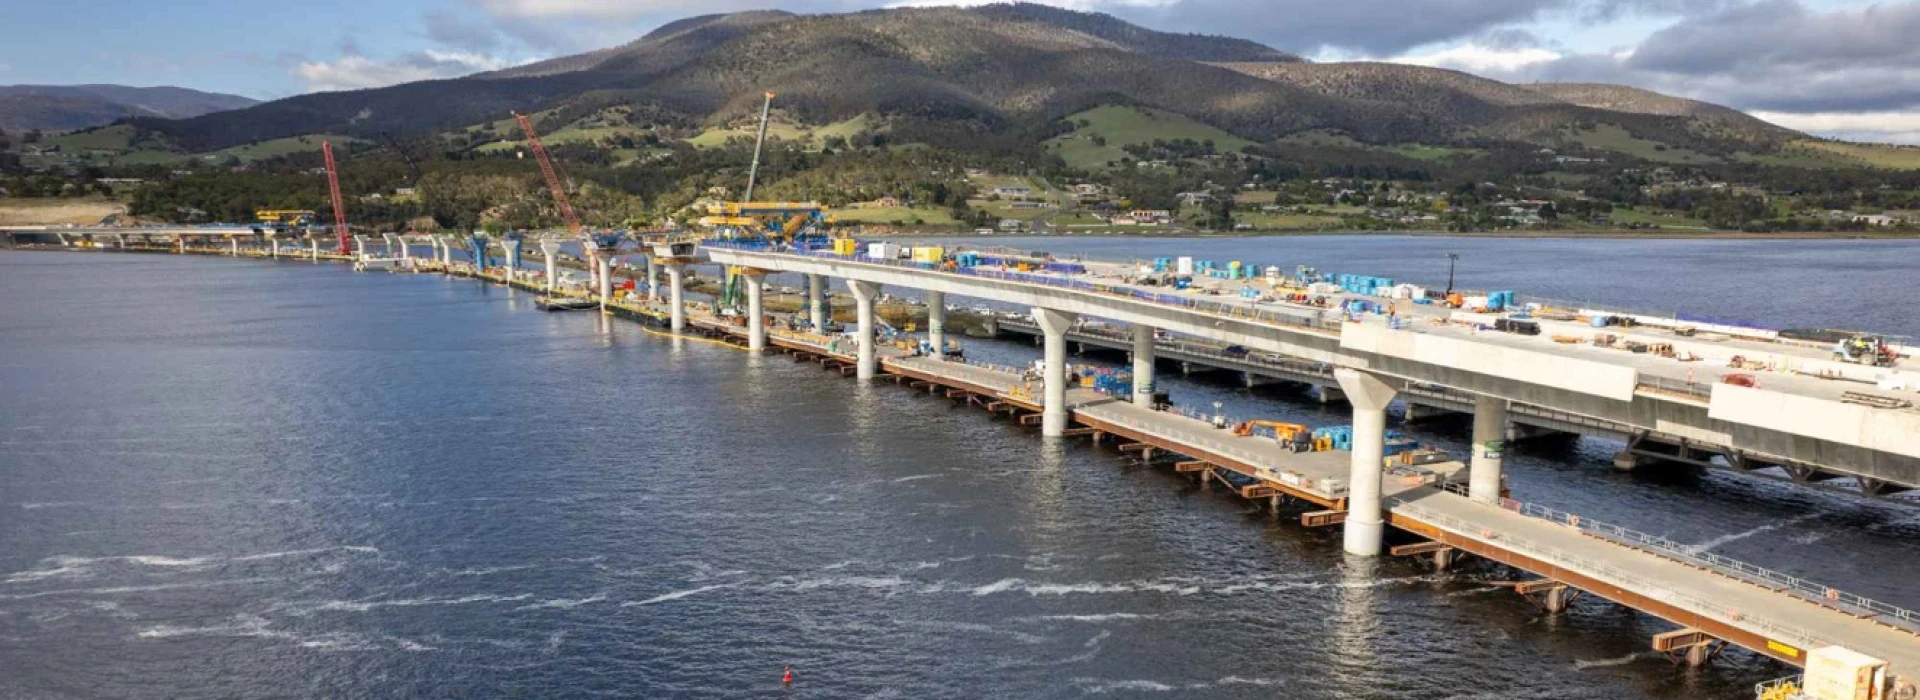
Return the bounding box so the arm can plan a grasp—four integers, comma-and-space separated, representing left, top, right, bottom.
1394, 496, 1833, 650
1432, 483, 1920, 635
705, 242, 1345, 335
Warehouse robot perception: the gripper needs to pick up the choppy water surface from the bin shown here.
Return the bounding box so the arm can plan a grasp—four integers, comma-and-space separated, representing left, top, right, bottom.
2, 244, 1916, 699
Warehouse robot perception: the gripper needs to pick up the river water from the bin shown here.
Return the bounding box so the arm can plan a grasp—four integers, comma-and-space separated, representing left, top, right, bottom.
1, 240, 1915, 699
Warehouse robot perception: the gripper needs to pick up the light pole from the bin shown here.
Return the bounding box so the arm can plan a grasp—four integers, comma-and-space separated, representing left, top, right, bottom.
1444, 252, 1460, 295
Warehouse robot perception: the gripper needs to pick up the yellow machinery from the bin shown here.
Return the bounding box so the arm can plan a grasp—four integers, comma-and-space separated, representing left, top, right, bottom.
1232, 420, 1313, 451
697, 201, 834, 244
253, 209, 316, 234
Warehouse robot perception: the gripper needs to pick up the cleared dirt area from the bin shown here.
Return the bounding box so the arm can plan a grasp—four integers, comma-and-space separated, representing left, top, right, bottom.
0, 198, 128, 225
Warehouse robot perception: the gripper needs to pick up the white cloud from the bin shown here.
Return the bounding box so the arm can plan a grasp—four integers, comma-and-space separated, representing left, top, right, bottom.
1392, 44, 1563, 74
1749, 110, 1920, 145
293, 50, 523, 92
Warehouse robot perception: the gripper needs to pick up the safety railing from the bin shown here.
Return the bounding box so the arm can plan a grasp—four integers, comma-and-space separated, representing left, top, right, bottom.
1429, 486, 1920, 635
1391, 498, 1834, 650
1636, 375, 1715, 401
707, 244, 1348, 335
1752, 676, 1807, 700
999, 317, 1340, 380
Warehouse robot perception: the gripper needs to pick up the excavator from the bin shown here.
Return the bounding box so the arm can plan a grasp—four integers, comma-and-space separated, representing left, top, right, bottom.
1231, 420, 1314, 452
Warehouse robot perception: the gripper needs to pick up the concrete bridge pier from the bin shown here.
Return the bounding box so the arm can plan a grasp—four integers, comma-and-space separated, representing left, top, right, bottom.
597, 255, 615, 311
744, 270, 768, 351
806, 274, 827, 329
1335, 368, 1399, 556
501, 237, 523, 283
848, 278, 883, 375
309, 238, 320, 261
439, 236, 454, 266
1316, 385, 1346, 405
114, 234, 126, 249
1033, 307, 1079, 437
1132, 324, 1156, 408
467, 236, 487, 275
384, 233, 404, 263
1471, 395, 1508, 504
927, 290, 947, 359
540, 240, 562, 294
667, 263, 689, 331
848, 280, 882, 379
229, 238, 240, 256
353, 235, 368, 258
646, 256, 661, 302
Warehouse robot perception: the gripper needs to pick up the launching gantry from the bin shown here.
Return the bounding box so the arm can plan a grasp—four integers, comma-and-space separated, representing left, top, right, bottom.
697, 201, 833, 245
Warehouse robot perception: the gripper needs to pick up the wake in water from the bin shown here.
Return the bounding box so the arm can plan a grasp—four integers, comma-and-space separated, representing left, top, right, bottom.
1687, 513, 1821, 553
1, 546, 379, 584
623, 583, 741, 607
1574, 651, 1655, 670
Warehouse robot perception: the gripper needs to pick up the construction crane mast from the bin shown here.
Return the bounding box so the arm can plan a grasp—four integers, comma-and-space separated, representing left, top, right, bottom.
512, 111, 583, 236
322, 141, 349, 255
743, 91, 775, 203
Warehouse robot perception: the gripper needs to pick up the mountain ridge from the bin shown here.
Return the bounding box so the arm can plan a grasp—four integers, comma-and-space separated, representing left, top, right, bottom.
0, 84, 257, 132
125, 4, 1801, 159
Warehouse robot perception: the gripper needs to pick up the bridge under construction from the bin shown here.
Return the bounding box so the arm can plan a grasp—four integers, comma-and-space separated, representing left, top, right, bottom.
16, 233, 1919, 699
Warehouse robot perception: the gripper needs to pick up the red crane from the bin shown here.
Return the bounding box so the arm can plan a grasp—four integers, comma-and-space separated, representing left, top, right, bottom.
512, 111, 583, 235
322, 141, 350, 255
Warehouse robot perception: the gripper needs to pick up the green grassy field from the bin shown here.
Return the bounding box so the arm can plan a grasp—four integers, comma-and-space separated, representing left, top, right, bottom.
1235, 212, 1344, 230
47, 125, 138, 151
1562, 124, 1717, 164
1044, 105, 1257, 170
969, 200, 1055, 221
207, 134, 364, 162
1389, 144, 1484, 161
476, 126, 649, 153
831, 206, 958, 225
1738, 140, 1920, 170
1607, 206, 1711, 229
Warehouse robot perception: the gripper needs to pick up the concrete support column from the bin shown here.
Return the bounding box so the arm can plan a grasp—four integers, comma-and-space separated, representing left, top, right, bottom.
745, 271, 767, 351
808, 274, 828, 330
1334, 368, 1399, 557
353, 235, 367, 258
848, 280, 881, 379
502, 238, 523, 282
230, 239, 239, 256
927, 290, 947, 358
310, 238, 320, 261
384, 233, 404, 262
440, 237, 453, 266
1470, 394, 1509, 505
1131, 324, 1156, 408
646, 256, 661, 302
1032, 307, 1079, 437
540, 240, 562, 294
468, 236, 487, 275
667, 263, 688, 331
597, 255, 614, 311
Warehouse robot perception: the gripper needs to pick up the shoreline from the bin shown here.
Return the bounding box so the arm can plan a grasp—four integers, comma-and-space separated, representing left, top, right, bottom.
878, 228, 1920, 241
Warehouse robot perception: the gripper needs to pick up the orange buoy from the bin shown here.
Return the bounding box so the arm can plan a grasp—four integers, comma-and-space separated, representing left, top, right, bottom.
783, 666, 793, 685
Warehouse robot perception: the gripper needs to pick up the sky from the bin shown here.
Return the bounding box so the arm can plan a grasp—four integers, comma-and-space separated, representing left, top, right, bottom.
2, 0, 1918, 143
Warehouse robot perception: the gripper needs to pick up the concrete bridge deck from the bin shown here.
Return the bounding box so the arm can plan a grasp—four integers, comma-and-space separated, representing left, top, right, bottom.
703, 245, 1920, 494
677, 306, 1920, 683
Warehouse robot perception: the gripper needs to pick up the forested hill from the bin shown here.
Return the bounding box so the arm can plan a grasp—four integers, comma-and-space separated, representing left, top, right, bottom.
127, 3, 1800, 157
0, 85, 256, 132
